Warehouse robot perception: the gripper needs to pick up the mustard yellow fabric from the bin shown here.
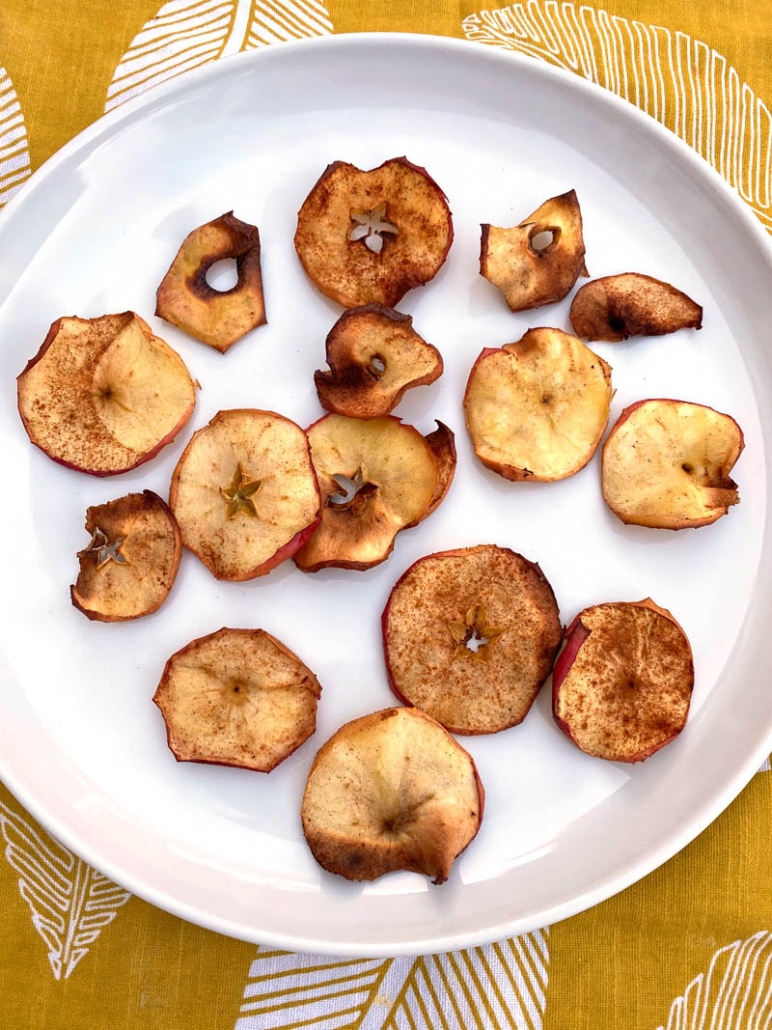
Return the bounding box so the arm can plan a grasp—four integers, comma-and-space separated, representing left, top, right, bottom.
1, 3, 771, 1028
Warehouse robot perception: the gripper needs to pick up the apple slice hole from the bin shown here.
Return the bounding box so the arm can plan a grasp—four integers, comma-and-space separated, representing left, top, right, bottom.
369, 354, 386, 377
530, 228, 556, 252
205, 258, 239, 292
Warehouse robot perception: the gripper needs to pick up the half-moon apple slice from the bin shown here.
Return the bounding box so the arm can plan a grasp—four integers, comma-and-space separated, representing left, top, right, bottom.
17, 312, 196, 476
156, 212, 266, 353
169, 409, 320, 580
154, 627, 321, 771
293, 414, 439, 572
570, 273, 702, 341
602, 399, 743, 529
314, 304, 443, 418
480, 189, 588, 311
463, 327, 613, 482
294, 158, 453, 308
552, 599, 694, 762
301, 707, 483, 884
383, 545, 562, 734
71, 490, 182, 622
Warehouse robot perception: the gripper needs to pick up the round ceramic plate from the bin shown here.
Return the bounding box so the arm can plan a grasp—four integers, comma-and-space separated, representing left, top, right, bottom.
0, 34, 770, 956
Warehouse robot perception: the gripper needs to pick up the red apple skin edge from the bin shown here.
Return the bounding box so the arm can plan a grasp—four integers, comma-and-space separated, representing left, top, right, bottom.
609, 398, 746, 457
551, 604, 691, 764
380, 546, 553, 737
222, 519, 321, 583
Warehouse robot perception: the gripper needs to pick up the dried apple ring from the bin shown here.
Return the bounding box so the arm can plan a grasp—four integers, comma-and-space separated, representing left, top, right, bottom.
154, 627, 321, 771
156, 211, 266, 353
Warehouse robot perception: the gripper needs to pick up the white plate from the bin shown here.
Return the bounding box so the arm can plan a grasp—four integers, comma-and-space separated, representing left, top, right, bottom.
0, 34, 771, 956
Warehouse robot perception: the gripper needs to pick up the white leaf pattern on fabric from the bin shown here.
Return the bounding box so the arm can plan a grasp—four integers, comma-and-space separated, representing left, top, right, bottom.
462, 2, 772, 231
105, 0, 334, 112
234, 929, 549, 1029
0, 801, 131, 980
656, 930, 772, 1029
0, 66, 32, 208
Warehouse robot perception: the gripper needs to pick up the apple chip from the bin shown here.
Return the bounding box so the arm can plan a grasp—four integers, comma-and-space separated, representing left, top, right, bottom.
169, 409, 320, 580
17, 312, 196, 476
570, 273, 702, 341
383, 545, 562, 734
463, 327, 613, 482
552, 599, 694, 762
293, 414, 439, 572
602, 399, 743, 529
480, 189, 588, 311
71, 491, 181, 622
294, 158, 453, 308
421, 420, 457, 520
301, 707, 483, 884
314, 304, 443, 418
154, 627, 321, 771
156, 211, 266, 353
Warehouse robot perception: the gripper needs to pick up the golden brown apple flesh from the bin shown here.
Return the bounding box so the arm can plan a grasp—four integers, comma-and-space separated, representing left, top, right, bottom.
570, 273, 702, 341
480, 189, 588, 311
301, 707, 483, 884
293, 414, 439, 572
154, 627, 321, 771
552, 599, 694, 762
156, 211, 266, 353
463, 327, 613, 482
383, 545, 562, 734
71, 491, 181, 622
294, 158, 453, 308
169, 409, 320, 580
314, 304, 443, 418
602, 399, 743, 529
17, 312, 196, 476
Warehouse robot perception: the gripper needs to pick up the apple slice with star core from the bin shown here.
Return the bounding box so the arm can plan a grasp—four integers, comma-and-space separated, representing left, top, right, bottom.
301, 706, 483, 884
17, 312, 196, 476
169, 409, 320, 581
71, 490, 182, 622
383, 545, 562, 734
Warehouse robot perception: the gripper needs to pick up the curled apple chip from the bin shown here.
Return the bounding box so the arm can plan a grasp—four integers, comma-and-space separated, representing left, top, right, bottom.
421, 420, 457, 520
602, 399, 743, 529
156, 211, 266, 353
314, 304, 443, 418
301, 707, 483, 884
154, 627, 321, 771
570, 273, 703, 341
552, 599, 694, 762
463, 327, 613, 482
169, 409, 320, 580
293, 414, 439, 572
17, 312, 196, 476
480, 189, 588, 312
383, 545, 562, 735
294, 158, 453, 308
71, 491, 181, 622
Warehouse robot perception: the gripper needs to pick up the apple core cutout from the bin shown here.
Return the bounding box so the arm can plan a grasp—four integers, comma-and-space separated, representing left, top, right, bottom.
205, 258, 239, 291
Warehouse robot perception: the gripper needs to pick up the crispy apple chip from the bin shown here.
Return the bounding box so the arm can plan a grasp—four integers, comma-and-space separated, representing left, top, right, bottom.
570, 273, 702, 341
71, 491, 181, 622
154, 627, 321, 771
602, 399, 743, 529
293, 414, 439, 572
314, 304, 443, 418
17, 312, 196, 476
170, 409, 320, 580
302, 707, 483, 884
552, 599, 694, 762
480, 189, 588, 312
295, 158, 453, 308
383, 545, 562, 734
156, 211, 266, 353
463, 327, 613, 482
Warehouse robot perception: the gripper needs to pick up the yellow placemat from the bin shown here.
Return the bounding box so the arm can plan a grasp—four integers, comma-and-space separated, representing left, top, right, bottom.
1, 3, 771, 1028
